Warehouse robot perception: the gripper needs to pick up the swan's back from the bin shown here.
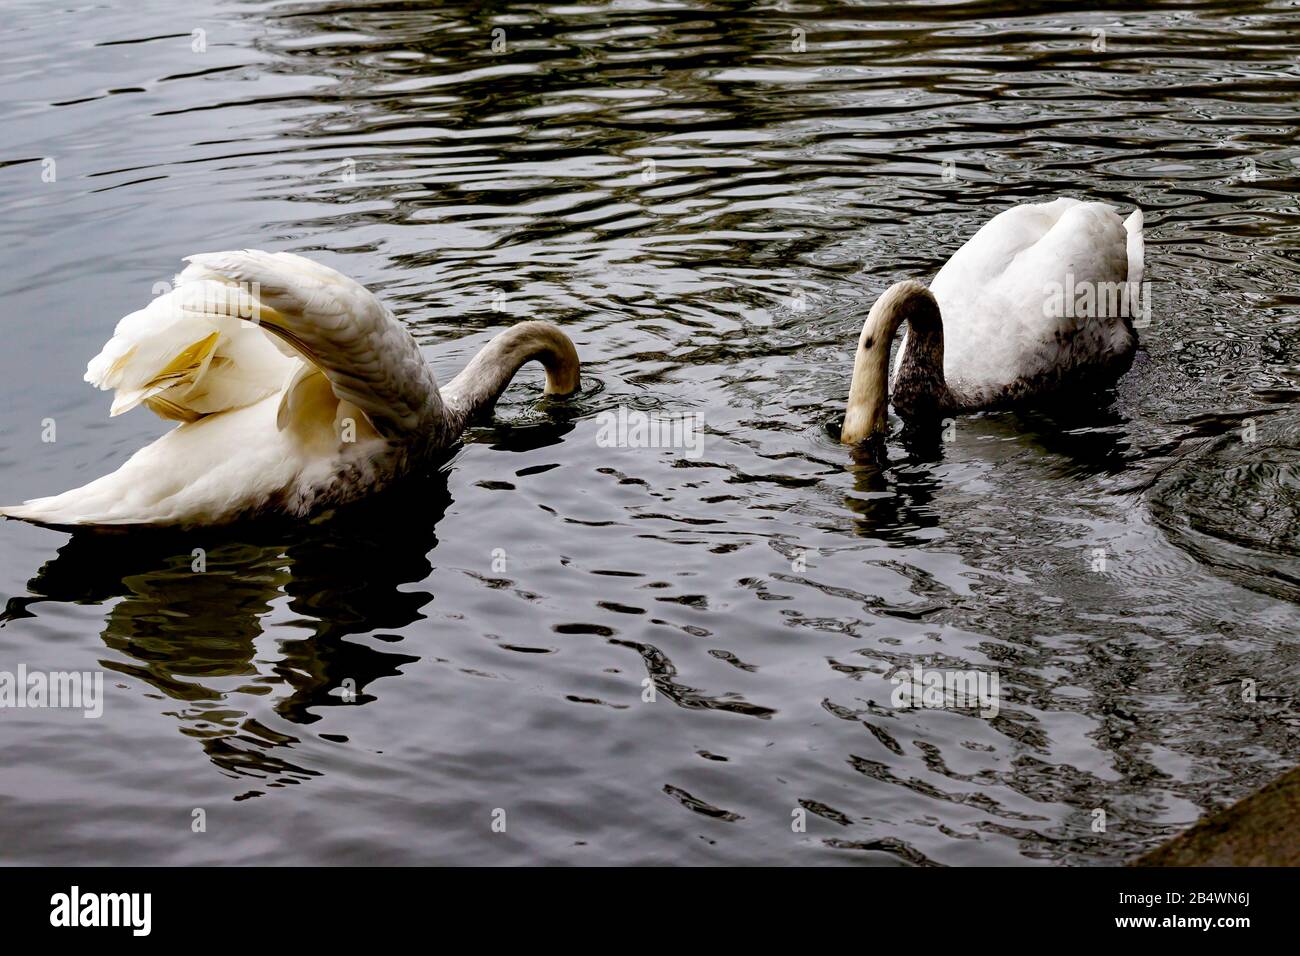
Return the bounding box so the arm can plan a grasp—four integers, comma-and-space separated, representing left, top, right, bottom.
927, 197, 1143, 404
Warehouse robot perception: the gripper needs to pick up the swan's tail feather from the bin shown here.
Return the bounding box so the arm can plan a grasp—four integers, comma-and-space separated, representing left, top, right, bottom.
0, 501, 97, 528
0, 491, 197, 528
1124, 207, 1144, 287
1, 484, 142, 528
180, 250, 440, 438
2, 497, 168, 529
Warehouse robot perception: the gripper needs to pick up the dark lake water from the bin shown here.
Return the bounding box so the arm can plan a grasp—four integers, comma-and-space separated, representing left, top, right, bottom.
1, 0, 1297, 865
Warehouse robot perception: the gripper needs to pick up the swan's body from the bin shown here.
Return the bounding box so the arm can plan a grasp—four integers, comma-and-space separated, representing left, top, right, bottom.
2, 251, 579, 528
842, 198, 1144, 443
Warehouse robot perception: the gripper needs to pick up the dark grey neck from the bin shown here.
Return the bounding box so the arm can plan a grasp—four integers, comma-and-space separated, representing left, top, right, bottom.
891, 298, 954, 420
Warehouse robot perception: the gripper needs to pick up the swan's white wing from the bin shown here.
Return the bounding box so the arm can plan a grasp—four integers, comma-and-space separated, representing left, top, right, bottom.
894, 199, 1086, 381
85, 279, 295, 421
988, 202, 1136, 383
180, 250, 439, 438
935, 197, 1087, 292
917, 198, 1140, 395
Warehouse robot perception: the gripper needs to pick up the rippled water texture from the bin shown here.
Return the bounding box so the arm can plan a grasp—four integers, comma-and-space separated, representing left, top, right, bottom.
1, 0, 1298, 865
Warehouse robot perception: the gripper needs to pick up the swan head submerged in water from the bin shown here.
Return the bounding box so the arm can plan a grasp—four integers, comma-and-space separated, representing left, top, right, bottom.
1, 251, 581, 529
840, 197, 1145, 445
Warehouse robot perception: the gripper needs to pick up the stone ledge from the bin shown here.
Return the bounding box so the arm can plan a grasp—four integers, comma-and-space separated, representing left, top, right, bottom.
1135, 766, 1300, 867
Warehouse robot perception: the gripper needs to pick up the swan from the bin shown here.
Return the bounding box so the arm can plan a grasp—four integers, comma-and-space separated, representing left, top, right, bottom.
841, 197, 1144, 444
1, 250, 580, 528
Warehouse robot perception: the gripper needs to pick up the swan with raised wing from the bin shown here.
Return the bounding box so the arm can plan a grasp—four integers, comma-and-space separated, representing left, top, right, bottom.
1, 251, 580, 528
842, 197, 1144, 444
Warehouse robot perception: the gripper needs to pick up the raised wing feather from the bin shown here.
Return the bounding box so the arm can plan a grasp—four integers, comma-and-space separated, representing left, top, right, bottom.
85, 278, 295, 421
179, 251, 440, 438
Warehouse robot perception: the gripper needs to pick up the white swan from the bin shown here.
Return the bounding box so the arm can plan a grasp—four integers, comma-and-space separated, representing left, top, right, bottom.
1, 251, 580, 528
842, 198, 1144, 443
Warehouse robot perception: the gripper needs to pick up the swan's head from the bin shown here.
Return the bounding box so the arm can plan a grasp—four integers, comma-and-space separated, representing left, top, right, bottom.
841, 279, 941, 445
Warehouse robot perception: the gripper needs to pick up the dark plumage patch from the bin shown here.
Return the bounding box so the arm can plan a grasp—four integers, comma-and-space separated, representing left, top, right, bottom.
861, 336, 874, 351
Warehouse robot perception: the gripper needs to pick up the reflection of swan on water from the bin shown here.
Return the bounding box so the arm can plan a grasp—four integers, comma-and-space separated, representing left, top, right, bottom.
2, 251, 581, 528
842, 199, 1145, 444
0, 478, 454, 782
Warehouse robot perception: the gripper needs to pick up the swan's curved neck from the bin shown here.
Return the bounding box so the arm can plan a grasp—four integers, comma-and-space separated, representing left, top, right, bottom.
841, 280, 946, 444
440, 321, 581, 429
